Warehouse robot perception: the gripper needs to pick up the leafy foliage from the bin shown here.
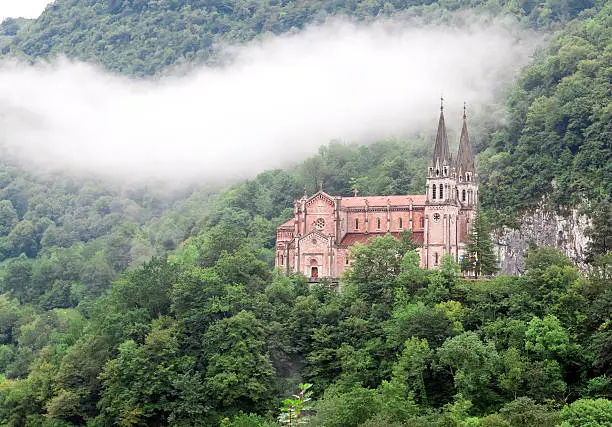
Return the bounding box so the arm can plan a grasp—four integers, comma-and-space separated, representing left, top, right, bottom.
461, 205, 498, 277
278, 383, 313, 426
0, 0, 609, 425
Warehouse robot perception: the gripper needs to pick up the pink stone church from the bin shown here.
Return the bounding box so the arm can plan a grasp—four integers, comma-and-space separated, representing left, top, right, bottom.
275, 104, 478, 280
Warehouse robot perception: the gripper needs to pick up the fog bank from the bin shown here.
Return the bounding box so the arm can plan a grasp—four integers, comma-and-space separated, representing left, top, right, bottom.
0, 17, 537, 183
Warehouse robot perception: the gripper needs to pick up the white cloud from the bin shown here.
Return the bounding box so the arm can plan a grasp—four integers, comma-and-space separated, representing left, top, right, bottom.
0, 17, 537, 184
0, 0, 52, 21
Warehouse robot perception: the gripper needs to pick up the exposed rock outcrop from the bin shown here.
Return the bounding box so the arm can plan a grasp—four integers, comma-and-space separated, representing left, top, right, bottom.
494, 203, 590, 275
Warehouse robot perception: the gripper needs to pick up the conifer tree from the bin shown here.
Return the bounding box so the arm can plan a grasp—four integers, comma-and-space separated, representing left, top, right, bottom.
461, 206, 497, 278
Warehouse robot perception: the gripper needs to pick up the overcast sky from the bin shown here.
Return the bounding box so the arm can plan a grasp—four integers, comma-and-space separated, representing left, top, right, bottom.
0, 1, 52, 22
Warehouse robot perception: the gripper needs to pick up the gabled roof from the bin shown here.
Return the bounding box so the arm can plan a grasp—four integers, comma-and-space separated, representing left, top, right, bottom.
299, 230, 330, 241
339, 231, 424, 246
305, 190, 335, 205
341, 195, 426, 208
278, 218, 294, 228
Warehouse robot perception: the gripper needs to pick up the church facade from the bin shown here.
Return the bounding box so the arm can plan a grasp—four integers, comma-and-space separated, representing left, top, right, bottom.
274, 105, 478, 280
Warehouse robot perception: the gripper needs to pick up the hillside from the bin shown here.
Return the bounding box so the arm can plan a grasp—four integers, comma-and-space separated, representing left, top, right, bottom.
479, 2, 611, 225
0, 0, 607, 226
0, 0, 610, 425
1, 0, 595, 76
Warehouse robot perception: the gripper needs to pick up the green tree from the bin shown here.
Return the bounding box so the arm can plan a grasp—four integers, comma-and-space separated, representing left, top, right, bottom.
8, 220, 38, 258
390, 337, 433, 404
312, 386, 381, 427
584, 198, 612, 263
499, 397, 560, 427
436, 332, 501, 409
461, 206, 498, 278
524, 315, 573, 360
559, 398, 612, 427
202, 311, 276, 413
278, 383, 313, 426
98, 317, 199, 425
345, 235, 410, 308
1, 255, 34, 303
0, 201, 18, 236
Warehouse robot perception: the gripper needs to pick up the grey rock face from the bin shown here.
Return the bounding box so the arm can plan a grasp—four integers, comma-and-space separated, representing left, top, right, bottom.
494, 203, 590, 275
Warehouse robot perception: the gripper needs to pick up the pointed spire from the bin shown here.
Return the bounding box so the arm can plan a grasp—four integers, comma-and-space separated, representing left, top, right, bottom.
456, 102, 475, 175
431, 99, 451, 170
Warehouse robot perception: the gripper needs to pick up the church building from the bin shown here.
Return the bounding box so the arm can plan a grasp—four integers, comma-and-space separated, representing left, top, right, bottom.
274, 103, 478, 280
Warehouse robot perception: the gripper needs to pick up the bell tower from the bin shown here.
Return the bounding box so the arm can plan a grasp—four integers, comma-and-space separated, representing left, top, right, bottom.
423, 98, 460, 267
455, 103, 478, 257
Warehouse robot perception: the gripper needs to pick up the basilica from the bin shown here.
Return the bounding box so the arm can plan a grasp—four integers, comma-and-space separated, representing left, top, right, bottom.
274, 103, 478, 280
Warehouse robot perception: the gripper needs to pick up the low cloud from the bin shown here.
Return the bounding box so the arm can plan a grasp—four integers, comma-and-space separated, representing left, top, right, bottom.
0, 16, 537, 184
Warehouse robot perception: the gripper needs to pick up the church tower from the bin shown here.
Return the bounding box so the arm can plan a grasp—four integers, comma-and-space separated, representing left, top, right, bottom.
275, 98, 480, 278
455, 104, 478, 258
423, 99, 460, 267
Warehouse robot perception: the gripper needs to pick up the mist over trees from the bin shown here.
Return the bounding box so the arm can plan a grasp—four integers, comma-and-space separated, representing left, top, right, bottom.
0, 0, 610, 425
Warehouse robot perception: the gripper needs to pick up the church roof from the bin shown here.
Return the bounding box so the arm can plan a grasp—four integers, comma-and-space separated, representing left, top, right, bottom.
278, 218, 294, 228
339, 231, 424, 246
431, 109, 451, 167
340, 194, 426, 208
455, 112, 475, 174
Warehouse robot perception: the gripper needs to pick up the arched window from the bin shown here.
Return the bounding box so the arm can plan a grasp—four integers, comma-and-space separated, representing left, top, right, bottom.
376, 218, 381, 229
399, 218, 403, 229
420, 217, 425, 228
466, 172, 471, 182
434, 252, 439, 266
355, 218, 359, 230
280, 255, 284, 265
443, 166, 448, 176
345, 258, 350, 265
432, 184, 437, 199
462, 189, 466, 202
436, 169, 440, 177
440, 184, 444, 199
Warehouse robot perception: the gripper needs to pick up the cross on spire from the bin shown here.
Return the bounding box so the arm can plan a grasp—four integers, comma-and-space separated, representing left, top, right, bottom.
440, 93, 444, 111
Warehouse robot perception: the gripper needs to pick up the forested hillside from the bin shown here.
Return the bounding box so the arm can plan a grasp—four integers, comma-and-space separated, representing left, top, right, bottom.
479, 1, 611, 226
1, 0, 593, 76
0, 0, 610, 425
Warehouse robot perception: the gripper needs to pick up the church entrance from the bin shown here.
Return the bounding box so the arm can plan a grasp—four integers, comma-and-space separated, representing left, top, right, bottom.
311, 267, 319, 278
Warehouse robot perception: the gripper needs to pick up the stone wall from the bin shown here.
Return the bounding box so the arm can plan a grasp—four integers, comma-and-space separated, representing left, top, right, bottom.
494, 203, 590, 275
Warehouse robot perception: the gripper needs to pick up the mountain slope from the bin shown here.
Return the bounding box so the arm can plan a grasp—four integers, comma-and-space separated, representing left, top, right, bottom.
2, 0, 594, 76
479, 2, 611, 225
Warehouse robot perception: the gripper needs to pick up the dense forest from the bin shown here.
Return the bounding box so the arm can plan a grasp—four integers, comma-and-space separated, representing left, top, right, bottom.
0, 0, 610, 425
0, 0, 594, 76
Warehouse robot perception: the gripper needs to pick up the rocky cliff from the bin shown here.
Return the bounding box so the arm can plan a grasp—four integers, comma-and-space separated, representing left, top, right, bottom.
495, 203, 590, 275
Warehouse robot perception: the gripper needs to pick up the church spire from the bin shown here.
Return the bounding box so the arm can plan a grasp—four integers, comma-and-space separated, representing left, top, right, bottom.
431, 96, 451, 171
455, 102, 475, 176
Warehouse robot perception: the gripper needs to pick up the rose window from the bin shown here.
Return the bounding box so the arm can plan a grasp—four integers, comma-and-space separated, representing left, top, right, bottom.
313, 218, 325, 230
